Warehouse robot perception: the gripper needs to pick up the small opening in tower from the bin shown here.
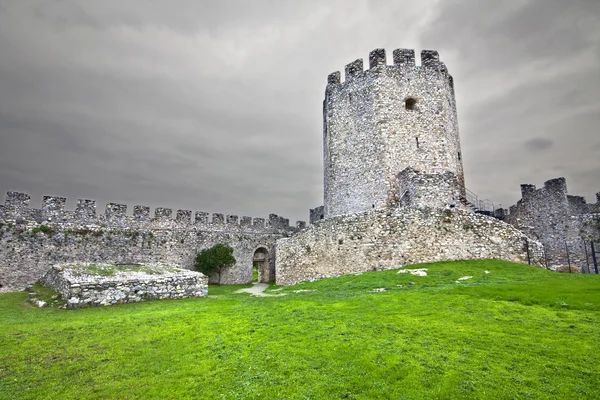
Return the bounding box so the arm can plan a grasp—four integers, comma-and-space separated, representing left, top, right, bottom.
458, 151, 462, 161
405, 97, 417, 110
416, 137, 419, 148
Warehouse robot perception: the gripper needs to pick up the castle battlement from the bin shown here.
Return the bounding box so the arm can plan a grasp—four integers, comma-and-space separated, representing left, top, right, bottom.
322, 47, 464, 218
0, 191, 303, 233
326, 48, 452, 87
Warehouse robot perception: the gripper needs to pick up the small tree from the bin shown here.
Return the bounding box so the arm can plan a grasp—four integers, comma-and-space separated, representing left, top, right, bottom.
194, 244, 236, 284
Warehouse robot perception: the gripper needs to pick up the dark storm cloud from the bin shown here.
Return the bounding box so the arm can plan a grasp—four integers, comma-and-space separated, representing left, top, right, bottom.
421, 0, 600, 207
524, 138, 553, 152
0, 0, 598, 221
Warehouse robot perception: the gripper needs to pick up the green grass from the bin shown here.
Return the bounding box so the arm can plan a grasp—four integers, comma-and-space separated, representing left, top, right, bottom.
70, 263, 179, 277
1, 260, 599, 399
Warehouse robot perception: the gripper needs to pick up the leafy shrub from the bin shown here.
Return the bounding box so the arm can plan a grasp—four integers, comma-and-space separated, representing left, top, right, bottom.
31, 225, 54, 235
194, 244, 236, 284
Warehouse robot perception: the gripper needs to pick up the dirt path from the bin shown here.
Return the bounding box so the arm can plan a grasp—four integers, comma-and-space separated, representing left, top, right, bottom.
234, 283, 284, 297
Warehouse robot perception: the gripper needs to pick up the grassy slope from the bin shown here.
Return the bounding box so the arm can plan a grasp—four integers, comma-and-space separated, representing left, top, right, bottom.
1, 260, 599, 399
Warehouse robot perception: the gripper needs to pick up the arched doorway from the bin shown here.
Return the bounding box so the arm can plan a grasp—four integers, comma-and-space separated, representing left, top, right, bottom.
253, 247, 274, 283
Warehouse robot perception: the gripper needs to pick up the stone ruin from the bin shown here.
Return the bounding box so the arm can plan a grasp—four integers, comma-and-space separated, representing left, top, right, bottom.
504, 178, 600, 273
39, 262, 207, 308
1, 47, 597, 296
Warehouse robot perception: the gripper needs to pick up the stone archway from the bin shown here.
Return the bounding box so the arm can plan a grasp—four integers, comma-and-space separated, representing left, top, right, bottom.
253, 247, 274, 283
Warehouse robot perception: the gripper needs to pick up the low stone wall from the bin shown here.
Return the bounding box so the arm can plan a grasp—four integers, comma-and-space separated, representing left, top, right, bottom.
40, 263, 208, 308
276, 207, 544, 285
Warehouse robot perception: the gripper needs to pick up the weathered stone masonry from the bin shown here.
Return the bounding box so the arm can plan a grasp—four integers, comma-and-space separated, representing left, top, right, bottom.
323, 48, 465, 219
40, 263, 208, 308
277, 48, 544, 285
506, 177, 600, 271
1, 47, 567, 291
0, 192, 303, 292
277, 207, 544, 286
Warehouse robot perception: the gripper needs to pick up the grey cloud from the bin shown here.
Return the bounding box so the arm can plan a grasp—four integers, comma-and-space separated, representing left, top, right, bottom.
524, 138, 553, 152
0, 0, 598, 223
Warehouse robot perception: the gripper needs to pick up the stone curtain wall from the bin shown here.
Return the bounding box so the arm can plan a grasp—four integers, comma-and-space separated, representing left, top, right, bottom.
323, 48, 465, 219
276, 208, 544, 286
0, 192, 302, 291
506, 178, 600, 271
40, 263, 208, 308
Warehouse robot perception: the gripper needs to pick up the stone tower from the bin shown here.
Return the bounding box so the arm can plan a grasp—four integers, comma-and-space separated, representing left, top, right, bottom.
322, 48, 466, 218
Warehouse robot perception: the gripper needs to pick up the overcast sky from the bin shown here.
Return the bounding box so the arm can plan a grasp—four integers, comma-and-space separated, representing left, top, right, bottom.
0, 0, 598, 223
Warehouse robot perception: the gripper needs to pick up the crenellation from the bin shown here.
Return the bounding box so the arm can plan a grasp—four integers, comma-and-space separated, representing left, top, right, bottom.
506, 177, 599, 271
240, 216, 252, 227
253, 217, 265, 228
520, 184, 536, 198
195, 211, 209, 224
106, 203, 127, 217
176, 209, 192, 223
310, 206, 325, 224
392, 48, 415, 66
0, 191, 299, 291
133, 205, 150, 220
324, 47, 466, 218
5, 191, 30, 208
2, 45, 594, 294
369, 48, 386, 69
544, 177, 567, 193
42, 196, 66, 213
75, 199, 96, 219
212, 213, 224, 224
439, 62, 448, 74
154, 207, 172, 219
328, 71, 341, 84
344, 59, 363, 80
420, 50, 440, 69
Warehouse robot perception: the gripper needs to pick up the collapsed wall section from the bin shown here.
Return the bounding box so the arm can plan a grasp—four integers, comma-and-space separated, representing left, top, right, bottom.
40, 263, 208, 308
276, 208, 544, 285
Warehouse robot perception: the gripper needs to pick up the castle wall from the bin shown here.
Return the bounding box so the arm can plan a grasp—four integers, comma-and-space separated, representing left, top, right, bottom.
0, 192, 301, 292
505, 178, 600, 271
323, 49, 465, 218
393, 167, 463, 209
309, 206, 325, 224
276, 208, 544, 285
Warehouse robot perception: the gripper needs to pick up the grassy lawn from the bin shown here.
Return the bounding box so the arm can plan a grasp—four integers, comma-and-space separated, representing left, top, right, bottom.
1, 260, 599, 399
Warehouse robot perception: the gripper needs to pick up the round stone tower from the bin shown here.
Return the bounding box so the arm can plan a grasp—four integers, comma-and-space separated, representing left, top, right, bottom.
323, 48, 466, 218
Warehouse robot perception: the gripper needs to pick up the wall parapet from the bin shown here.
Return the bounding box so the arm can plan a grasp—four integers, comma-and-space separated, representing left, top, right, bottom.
0, 191, 303, 234
327, 48, 451, 87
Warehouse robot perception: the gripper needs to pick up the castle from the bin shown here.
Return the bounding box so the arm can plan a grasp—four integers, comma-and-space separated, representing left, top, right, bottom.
0, 48, 598, 292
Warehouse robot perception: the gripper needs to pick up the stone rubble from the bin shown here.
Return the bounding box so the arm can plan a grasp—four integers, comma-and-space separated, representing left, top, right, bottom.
39, 262, 208, 308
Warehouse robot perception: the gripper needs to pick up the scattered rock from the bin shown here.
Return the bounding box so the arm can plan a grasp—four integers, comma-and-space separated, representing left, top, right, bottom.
397, 268, 428, 276
457, 276, 473, 281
